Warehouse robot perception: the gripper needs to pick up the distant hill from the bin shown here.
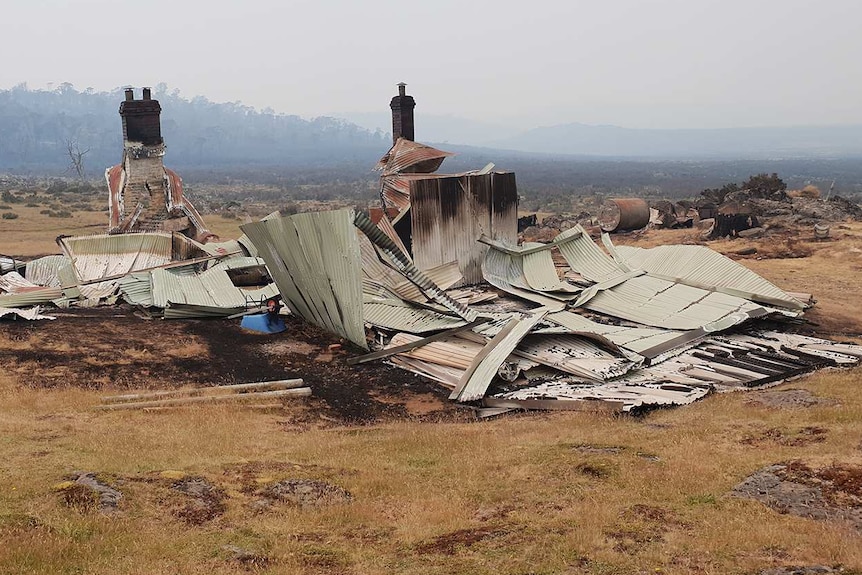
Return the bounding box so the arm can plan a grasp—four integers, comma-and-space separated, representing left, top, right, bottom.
489, 123, 862, 158
0, 84, 389, 176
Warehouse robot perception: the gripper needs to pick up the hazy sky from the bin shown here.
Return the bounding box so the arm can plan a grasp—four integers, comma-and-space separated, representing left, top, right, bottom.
2, 0, 861, 129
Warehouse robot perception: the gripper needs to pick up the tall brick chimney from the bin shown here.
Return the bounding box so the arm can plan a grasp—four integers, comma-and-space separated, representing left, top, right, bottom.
390, 82, 415, 144
119, 86, 163, 146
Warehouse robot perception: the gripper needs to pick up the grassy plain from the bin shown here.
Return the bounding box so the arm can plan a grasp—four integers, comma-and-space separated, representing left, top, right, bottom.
1, 197, 861, 575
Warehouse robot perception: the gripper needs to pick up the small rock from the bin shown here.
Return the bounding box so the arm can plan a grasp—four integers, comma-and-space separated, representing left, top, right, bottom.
735, 247, 758, 256
222, 545, 269, 568
737, 227, 765, 239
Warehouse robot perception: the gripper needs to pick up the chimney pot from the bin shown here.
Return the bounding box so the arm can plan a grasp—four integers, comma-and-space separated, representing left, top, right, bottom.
142, 87, 151, 100
397, 82, 406, 96
125, 88, 134, 101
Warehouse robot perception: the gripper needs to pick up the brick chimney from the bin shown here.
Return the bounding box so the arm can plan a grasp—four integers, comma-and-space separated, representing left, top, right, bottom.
390, 82, 415, 144
119, 87, 163, 146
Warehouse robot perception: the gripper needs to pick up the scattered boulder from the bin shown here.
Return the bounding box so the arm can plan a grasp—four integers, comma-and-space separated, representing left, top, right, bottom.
172, 476, 227, 524
747, 389, 837, 409
732, 462, 862, 530
258, 479, 351, 507
55, 472, 122, 514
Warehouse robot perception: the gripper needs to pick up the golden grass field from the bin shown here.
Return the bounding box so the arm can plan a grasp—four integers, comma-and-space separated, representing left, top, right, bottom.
1, 196, 861, 575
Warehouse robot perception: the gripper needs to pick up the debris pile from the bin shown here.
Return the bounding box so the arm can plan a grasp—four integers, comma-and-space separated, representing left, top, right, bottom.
243, 205, 862, 415
0, 231, 280, 319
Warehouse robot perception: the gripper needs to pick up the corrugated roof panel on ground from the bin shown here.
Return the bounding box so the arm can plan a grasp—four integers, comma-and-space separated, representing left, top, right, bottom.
0, 288, 63, 308
363, 300, 466, 334
0, 306, 55, 320
611, 243, 804, 310
451, 310, 548, 402
23, 255, 67, 287
553, 225, 620, 281
515, 334, 640, 381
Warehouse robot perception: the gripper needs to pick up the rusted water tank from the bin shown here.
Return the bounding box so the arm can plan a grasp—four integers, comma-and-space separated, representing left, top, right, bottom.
599, 198, 650, 232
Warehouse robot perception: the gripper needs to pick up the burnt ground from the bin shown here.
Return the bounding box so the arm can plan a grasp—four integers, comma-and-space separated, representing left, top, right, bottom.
0, 306, 463, 424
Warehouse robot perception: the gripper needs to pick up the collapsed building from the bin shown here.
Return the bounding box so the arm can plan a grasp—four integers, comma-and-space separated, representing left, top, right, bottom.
2, 83, 861, 415
106, 87, 215, 242
238, 85, 862, 414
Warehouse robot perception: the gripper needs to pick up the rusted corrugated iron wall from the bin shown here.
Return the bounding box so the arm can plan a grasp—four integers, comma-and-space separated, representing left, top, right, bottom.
410, 172, 517, 286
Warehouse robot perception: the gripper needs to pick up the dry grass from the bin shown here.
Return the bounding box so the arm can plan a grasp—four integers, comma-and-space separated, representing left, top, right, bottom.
2, 207, 862, 574
0, 203, 107, 257
1, 369, 861, 574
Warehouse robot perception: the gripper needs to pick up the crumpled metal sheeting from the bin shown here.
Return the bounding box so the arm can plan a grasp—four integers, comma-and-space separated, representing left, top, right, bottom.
355, 211, 477, 323
0, 287, 64, 308
363, 299, 467, 334
242, 210, 367, 349
583, 274, 767, 331
0, 271, 42, 294
59, 233, 175, 283
724, 331, 862, 364
23, 255, 67, 287
375, 138, 454, 175
482, 248, 567, 310
514, 334, 641, 382
208, 256, 268, 272
545, 310, 684, 357
0, 256, 24, 274
495, 380, 710, 411
450, 310, 548, 402
0, 305, 56, 321
554, 225, 621, 282
151, 266, 279, 311
388, 355, 465, 389
117, 273, 153, 307
610, 242, 805, 310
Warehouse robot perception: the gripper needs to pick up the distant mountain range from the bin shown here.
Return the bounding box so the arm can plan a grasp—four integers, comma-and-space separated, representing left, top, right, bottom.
2, 85, 861, 181
340, 109, 862, 159
487, 123, 862, 158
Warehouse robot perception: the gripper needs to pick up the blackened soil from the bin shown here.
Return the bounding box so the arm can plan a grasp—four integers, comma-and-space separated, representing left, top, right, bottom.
0, 306, 459, 423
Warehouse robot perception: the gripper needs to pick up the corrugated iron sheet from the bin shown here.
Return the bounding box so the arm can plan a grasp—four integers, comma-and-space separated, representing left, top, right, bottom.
609, 242, 805, 310
514, 334, 640, 381
24, 255, 67, 287
0, 288, 63, 308
0, 271, 42, 294
355, 211, 477, 322
450, 310, 548, 402
495, 380, 709, 411
0, 306, 55, 321
151, 266, 278, 312
410, 173, 518, 286
59, 232, 175, 282
242, 210, 367, 348
117, 273, 153, 307
363, 299, 466, 334
375, 138, 454, 175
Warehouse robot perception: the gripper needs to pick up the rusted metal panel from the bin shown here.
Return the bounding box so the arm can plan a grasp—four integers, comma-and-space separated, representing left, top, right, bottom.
491, 172, 518, 241
375, 138, 454, 175
410, 173, 518, 287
